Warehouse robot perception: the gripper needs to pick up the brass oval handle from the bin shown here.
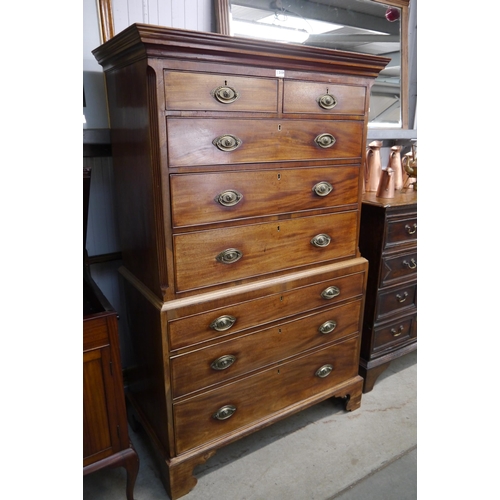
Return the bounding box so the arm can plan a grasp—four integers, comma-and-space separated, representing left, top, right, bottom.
212, 85, 239, 104
315, 364, 333, 378
210, 354, 236, 371
215, 189, 243, 207
396, 291, 408, 303
317, 93, 337, 110
403, 258, 417, 270
321, 286, 340, 300
216, 248, 242, 264
213, 134, 242, 152
391, 325, 404, 337
213, 404, 236, 421
312, 181, 333, 197
318, 320, 337, 335
314, 133, 336, 149
210, 315, 237, 332
405, 223, 417, 235
311, 233, 331, 248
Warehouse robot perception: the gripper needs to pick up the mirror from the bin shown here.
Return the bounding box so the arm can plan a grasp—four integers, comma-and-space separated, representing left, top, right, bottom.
215, 0, 409, 128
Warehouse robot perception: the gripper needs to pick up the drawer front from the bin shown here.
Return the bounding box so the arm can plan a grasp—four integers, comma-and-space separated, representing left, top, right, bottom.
169, 270, 365, 350
173, 336, 359, 454
171, 166, 359, 228
173, 211, 358, 292
375, 282, 417, 320
380, 250, 417, 287
283, 81, 366, 115
83, 316, 110, 351
385, 215, 417, 249
164, 71, 278, 112
167, 118, 364, 167
171, 300, 362, 398
373, 315, 416, 352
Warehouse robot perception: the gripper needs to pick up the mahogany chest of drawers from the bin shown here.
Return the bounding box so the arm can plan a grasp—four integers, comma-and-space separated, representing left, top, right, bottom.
93, 24, 388, 499
358, 191, 417, 392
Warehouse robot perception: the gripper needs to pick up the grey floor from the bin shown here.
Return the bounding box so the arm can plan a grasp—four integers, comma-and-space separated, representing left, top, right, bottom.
84, 351, 417, 500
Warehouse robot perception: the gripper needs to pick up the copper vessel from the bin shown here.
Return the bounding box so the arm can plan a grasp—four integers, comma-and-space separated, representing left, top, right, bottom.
388, 145, 403, 190
376, 167, 395, 198
364, 140, 383, 192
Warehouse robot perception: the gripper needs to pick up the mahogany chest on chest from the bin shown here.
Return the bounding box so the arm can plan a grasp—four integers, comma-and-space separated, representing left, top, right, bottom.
93, 24, 388, 499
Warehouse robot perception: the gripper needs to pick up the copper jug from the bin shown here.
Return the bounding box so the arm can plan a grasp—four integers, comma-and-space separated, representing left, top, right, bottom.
364, 140, 383, 192
388, 145, 403, 191
376, 167, 395, 198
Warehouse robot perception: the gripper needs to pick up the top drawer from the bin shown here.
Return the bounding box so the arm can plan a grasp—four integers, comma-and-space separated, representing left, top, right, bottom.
164, 71, 278, 113
283, 81, 366, 115
385, 215, 417, 250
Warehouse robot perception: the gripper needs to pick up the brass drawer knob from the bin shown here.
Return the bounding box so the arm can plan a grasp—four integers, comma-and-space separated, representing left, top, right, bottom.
391, 325, 404, 337
216, 248, 242, 264
213, 134, 242, 152
318, 320, 337, 335
312, 181, 333, 197
315, 364, 333, 378
215, 189, 243, 207
317, 93, 337, 110
210, 315, 237, 332
314, 133, 336, 149
311, 233, 331, 248
210, 354, 236, 371
403, 258, 417, 270
405, 223, 417, 235
213, 404, 236, 421
320, 286, 340, 300
212, 85, 239, 104
396, 292, 408, 303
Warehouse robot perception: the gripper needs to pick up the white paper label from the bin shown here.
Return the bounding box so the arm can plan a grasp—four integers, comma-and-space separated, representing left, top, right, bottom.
276, 70, 285, 77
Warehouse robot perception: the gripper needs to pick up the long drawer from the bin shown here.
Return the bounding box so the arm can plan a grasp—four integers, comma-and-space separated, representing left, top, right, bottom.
170, 166, 359, 228
173, 211, 358, 292
168, 268, 365, 351
173, 336, 360, 454
166, 118, 364, 167
171, 300, 362, 398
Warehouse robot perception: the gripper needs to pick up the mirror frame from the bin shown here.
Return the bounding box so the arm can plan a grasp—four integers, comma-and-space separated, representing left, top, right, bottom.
214, 0, 410, 129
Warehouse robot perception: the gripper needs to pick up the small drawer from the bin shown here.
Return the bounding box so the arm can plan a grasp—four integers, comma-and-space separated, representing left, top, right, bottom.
164, 71, 278, 112
372, 315, 416, 353
83, 315, 111, 352
385, 215, 417, 250
173, 211, 358, 292
166, 118, 364, 167
379, 250, 417, 288
283, 81, 366, 115
170, 166, 360, 228
171, 300, 362, 398
375, 282, 417, 320
168, 267, 366, 350
173, 336, 360, 454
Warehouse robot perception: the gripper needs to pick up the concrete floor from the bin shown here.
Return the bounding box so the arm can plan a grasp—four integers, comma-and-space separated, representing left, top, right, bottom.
84, 350, 417, 500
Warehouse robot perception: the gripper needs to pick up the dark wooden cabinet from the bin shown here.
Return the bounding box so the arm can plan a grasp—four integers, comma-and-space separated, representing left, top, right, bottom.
358, 191, 417, 392
83, 169, 139, 499
93, 24, 388, 499
83, 274, 139, 500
